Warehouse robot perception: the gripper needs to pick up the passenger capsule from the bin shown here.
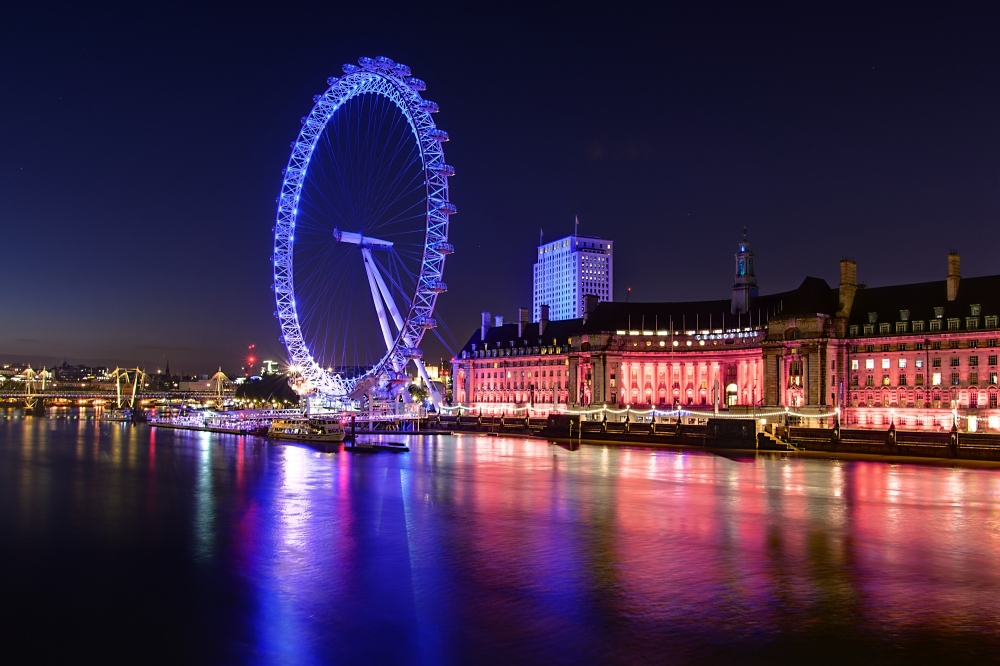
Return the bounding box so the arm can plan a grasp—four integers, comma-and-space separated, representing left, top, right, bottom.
431, 163, 455, 177
428, 129, 449, 142
426, 280, 448, 293
429, 241, 454, 255
374, 56, 395, 69
420, 100, 439, 113
326, 76, 339, 85
392, 62, 411, 77
406, 77, 426, 91
358, 56, 376, 70
342, 63, 361, 74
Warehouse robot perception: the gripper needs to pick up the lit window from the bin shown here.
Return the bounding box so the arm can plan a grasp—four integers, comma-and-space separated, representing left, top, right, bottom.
865, 359, 875, 369
932, 372, 942, 386
898, 358, 907, 369
882, 358, 890, 369
851, 359, 859, 370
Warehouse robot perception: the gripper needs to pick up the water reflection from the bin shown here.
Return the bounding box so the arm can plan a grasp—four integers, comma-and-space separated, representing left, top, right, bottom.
2, 415, 1000, 663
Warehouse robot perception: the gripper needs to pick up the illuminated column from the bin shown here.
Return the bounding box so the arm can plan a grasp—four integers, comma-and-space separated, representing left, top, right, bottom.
734, 360, 743, 404
713, 361, 720, 401
621, 361, 629, 401
779, 357, 787, 407
753, 359, 761, 404
640, 361, 652, 400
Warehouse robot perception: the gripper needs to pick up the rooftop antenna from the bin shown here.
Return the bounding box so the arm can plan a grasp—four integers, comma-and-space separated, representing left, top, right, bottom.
626, 286, 631, 303
539, 227, 544, 246
574, 214, 579, 236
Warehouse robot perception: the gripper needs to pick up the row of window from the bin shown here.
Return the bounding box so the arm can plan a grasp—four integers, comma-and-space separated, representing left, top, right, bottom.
851, 315, 998, 336
851, 339, 998, 353
852, 372, 999, 387
848, 393, 1000, 410
852, 355, 998, 370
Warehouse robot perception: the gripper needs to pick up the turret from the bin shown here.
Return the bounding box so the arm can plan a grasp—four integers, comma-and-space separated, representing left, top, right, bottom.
731, 228, 759, 314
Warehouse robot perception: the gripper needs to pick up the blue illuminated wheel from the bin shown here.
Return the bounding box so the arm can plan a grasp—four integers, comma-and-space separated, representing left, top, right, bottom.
273, 56, 454, 402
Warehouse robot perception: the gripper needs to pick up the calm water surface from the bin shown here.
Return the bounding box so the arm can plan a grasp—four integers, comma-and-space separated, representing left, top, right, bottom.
3, 413, 1000, 664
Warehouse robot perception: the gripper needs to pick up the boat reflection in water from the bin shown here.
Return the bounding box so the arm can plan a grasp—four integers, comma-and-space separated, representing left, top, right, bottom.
3, 416, 1000, 663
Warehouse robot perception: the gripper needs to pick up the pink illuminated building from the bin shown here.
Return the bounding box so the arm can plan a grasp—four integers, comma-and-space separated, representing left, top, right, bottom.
452, 235, 1000, 432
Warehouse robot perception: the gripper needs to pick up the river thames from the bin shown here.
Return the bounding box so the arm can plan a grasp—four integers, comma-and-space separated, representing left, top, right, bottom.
3, 414, 1000, 664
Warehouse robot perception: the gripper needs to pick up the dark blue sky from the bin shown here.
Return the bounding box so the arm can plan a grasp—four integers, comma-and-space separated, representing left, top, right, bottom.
2, 3, 999, 373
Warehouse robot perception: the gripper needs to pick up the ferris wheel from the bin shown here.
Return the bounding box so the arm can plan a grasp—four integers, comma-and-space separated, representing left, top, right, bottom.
273, 56, 454, 403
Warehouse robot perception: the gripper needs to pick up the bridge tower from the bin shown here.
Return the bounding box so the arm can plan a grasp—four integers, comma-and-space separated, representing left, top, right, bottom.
210, 368, 232, 409
109, 367, 148, 422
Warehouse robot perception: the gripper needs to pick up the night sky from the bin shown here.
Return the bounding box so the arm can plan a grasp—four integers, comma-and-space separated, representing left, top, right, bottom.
3, 3, 999, 373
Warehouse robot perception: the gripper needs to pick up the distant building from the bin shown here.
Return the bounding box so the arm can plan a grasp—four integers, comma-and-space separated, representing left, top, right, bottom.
533, 233, 613, 322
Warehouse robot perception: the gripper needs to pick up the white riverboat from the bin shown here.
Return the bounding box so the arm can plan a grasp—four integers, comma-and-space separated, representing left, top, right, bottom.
267, 416, 347, 443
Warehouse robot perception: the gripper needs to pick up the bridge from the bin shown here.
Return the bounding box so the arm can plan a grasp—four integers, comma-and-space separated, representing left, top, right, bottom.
0, 367, 234, 415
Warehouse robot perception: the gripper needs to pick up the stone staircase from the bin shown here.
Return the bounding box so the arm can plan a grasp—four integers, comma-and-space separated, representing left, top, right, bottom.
757, 430, 802, 452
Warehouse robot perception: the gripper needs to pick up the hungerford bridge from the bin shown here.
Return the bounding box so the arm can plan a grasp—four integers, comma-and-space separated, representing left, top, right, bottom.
0, 367, 233, 412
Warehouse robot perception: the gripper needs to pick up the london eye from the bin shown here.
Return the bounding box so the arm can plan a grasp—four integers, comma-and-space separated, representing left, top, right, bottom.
273, 56, 454, 405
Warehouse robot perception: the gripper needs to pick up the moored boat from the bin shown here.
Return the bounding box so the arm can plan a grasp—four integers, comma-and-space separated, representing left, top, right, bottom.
268, 416, 347, 443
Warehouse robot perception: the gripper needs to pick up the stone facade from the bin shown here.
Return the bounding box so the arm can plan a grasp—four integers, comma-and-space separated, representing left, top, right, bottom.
452, 238, 1000, 432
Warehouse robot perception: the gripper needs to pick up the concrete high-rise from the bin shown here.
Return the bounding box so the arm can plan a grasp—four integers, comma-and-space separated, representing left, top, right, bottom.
533, 231, 613, 322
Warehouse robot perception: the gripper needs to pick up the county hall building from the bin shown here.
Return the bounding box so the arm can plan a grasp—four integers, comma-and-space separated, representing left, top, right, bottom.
452, 234, 1000, 432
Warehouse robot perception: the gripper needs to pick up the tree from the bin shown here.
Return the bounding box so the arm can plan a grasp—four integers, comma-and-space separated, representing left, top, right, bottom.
407, 383, 430, 404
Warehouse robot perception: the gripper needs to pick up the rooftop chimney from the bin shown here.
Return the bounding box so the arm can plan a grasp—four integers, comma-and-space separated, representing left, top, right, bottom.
494, 314, 504, 327
583, 294, 599, 323
518, 307, 529, 337
539, 304, 549, 336
947, 251, 961, 301
837, 258, 857, 318
480, 311, 491, 341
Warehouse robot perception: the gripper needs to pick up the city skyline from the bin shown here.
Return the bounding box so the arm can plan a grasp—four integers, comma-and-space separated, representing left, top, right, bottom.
3, 4, 1000, 371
